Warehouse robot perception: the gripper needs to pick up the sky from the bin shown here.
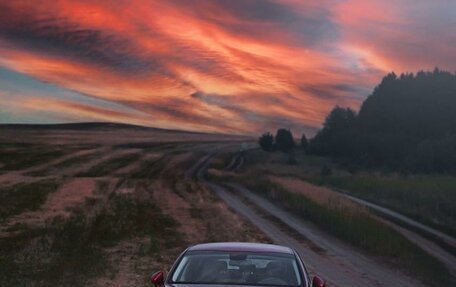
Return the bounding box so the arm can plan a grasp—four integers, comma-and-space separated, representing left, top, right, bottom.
0, 0, 455, 135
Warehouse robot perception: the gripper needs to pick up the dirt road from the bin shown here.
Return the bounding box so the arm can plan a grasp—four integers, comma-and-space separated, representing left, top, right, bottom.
229, 151, 456, 276
332, 190, 456, 276
334, 189, 456, 250
194, 153, 428, 287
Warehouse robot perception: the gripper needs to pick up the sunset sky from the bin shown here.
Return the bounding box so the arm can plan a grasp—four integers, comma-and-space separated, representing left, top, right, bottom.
1, 0, 455, 135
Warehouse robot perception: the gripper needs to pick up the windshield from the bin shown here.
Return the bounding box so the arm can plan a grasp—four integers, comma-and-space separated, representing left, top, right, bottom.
170, 251, 302, 286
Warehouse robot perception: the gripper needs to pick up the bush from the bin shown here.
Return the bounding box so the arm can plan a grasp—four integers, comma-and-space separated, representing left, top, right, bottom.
259, 132, 274, 152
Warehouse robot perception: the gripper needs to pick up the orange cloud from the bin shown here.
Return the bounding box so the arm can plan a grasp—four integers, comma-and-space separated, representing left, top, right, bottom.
0, 0, 454, 135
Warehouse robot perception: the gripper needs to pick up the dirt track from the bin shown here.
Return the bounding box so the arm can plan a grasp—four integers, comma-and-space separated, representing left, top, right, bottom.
196, 152, 435, 287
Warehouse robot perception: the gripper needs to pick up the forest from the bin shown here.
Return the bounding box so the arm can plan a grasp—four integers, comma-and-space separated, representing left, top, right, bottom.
260, 69, 456, 173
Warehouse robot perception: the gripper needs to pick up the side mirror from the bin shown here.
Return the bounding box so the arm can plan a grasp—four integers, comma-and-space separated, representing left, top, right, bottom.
151, 271, 165, 287
312, 275, 326, 287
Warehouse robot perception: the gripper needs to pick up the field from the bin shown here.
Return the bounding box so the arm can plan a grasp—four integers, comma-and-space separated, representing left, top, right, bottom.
0, 124, 266, 286
240, 149, 456, 237
207, 149, 455, 286
1, 124, 454, 287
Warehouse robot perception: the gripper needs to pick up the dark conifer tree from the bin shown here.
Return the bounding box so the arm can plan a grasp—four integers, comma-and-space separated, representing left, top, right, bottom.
275, 129, 295, 152
258, 132, 274, 152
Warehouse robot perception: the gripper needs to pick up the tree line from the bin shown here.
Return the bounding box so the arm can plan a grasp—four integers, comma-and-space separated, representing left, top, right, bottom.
259, 68, 456, 173
259, 129, 307, 152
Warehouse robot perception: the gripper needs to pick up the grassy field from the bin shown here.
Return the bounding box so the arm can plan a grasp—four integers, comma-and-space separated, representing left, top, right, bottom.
0, 130, 262, 286
3, 125, 451, 286
0, 143, 70, 173
0, 142, 184, 286
0, 180, 60, 222
128, 155, 169, 179
242, 149, 456, 237
208, 150, 453, 286
26, 150, 102, 176
307, 174, 456, 237
216, 172, 451, 286
78, 152, 142, 177
0, 185, 182, 286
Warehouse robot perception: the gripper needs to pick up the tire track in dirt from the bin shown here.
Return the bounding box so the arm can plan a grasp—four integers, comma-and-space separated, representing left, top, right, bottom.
271, 176, 456, 278
197, 153, 426, 287
335, 188, 456, 251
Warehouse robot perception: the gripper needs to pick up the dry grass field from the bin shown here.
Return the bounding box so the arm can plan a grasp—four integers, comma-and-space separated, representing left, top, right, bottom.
0, 124, 267, 287
1, 124, 454, 287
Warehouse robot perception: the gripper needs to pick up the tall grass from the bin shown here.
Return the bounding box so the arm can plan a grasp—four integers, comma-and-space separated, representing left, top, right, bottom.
234, 176, 451, 286
244, 150, 456, 237
308, 174, 456, 237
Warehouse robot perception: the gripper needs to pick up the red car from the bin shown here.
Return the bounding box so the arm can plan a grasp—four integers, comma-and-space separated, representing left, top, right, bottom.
151, 242, 325, 287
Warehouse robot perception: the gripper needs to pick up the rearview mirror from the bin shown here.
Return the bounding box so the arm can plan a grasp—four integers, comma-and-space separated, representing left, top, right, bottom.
229, 253, 247, 260
151, 271, 165, 287
312, 275, 325, 287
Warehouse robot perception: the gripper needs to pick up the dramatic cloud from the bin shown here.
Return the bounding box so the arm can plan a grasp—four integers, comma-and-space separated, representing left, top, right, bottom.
0, 0, 455, 135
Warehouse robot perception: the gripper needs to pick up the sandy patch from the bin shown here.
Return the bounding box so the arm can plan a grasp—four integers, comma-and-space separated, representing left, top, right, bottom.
42, 178, 97, 217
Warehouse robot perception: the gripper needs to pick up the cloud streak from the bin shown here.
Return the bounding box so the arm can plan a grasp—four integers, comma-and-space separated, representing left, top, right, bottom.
0, 0, 455, 135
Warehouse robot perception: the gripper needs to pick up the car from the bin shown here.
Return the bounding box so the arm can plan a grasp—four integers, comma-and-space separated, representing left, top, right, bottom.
151, 242, 326, 287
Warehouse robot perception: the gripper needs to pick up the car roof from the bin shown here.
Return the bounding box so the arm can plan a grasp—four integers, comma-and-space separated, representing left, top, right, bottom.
187, 242, 294, 254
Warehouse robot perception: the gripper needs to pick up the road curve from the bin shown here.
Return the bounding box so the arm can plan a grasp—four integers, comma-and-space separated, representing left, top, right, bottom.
195, 153, 428, 287
228, 151, 456, 277
334, 188, 456, 250
334, 190, 456, 276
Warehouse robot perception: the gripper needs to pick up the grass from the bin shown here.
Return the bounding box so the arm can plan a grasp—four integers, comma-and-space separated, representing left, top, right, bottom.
234, 176, 450, 286
116, 142, 176, 150
0, 180, 60, 222
242, 149, 330, 171
208, 148, 452, 287
89, 192, 182, 249
78, 152, 141, 177
26, 151, 101, 176
209, 151, 235, 170
0, 184, 182, 286
0, 143, 70, 172
128, 156, 167, 179
243, 149, 456, 237
0, 215, 106, 287
307, 174, 456, 237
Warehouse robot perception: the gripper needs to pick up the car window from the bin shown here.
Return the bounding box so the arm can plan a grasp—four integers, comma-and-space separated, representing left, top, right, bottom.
171, 251, 302, 286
